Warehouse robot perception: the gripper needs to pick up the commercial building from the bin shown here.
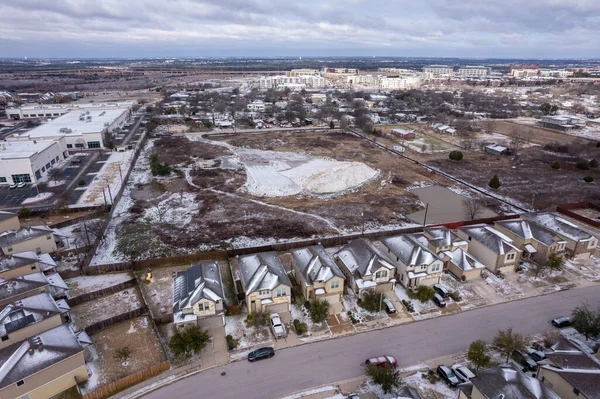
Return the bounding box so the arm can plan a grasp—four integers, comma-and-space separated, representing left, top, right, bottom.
5, 101, 135, 120
378, 74, 424, 90
287, 69, 321, 77
0, 138, 68, 184
322, 67, 359, 75
423, 65, 454, 76
8, 107, 130, 150
259, 75, 325, 90
458, 66, 491, 77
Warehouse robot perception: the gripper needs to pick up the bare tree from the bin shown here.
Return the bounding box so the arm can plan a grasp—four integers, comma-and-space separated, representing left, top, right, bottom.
482, 119, 497, 134
76, 218, 104, 247
462, 198, 484, 221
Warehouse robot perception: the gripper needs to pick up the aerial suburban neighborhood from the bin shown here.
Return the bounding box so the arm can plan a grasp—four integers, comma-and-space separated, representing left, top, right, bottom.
1, 2, 600, 399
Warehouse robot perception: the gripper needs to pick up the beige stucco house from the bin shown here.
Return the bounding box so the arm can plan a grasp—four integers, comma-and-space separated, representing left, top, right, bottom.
381, 234, 443, 289
536, 338, 600, 399
494, 218, 567, 264
238, 252, 292, 314
0, 274, 51, 308
334, 238, 396, 296
0, 292, 65, 349
289, 245, 345, 309
0, 324, 88, 399
0, 226, 61, 256
173, 261, 226, 328
459, 363, 560, 399
0, 211, 20, 233
523, 213, 598, 260
457, 224, 522, 273
0, 251, 57, 280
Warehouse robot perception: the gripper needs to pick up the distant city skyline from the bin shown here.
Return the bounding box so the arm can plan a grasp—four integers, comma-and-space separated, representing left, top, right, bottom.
0, 0, 599, 59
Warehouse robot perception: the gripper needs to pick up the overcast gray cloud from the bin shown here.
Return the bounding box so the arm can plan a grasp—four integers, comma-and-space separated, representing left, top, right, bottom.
0, 0, 598, 58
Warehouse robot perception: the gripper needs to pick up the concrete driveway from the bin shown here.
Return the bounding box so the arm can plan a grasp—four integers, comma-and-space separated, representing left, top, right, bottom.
139, 284, 600, 399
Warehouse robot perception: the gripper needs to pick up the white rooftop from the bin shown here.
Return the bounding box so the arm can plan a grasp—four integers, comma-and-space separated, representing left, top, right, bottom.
0, 140, 57, 160
17, 101, 134, 112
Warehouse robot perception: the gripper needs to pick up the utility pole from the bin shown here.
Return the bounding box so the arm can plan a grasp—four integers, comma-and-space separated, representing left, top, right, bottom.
422, 202, 429, 227
379, 291, 383, 312
105, 179, 113, 205
117, 163, 123, 183
102, 187, 107, 207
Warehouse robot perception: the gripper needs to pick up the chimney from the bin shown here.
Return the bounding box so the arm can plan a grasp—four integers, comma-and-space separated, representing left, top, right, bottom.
28, 348, 35, 355
37, 344, 44, 352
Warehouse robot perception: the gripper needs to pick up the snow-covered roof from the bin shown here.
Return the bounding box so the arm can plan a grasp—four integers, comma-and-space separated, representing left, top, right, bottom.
0, 324, 84, 390
458, 224, 521, 255
0, 251, 56, 275
334, 238, 395, 279
173, 261, 225, 314
238, 252, 291, 295
423, 226, 461, 249
0, 292, 60, 337
381, 234, 441, 267
0, 226, 55, 248
495, 219, 559, 246
465, 363, 560, 399
523, 213, 596, 243
289, 245, 344, 286
0, 274, 49, 303
445, 248, 485, 272
0, 140, 58, 160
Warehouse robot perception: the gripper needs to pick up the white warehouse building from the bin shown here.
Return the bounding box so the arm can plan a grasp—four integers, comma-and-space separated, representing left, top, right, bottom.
5, 101, 135, 120
0, 138, 69, 185
8, 108, 130, 150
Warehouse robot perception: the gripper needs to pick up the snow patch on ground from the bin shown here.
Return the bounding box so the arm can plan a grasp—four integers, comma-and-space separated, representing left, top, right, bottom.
482, 270, 524, 297
142, 192, 200, 226
47, 180, 66, 188
393, 284, 439, 317
22, 192, 53, 204
280, 386, 340, 399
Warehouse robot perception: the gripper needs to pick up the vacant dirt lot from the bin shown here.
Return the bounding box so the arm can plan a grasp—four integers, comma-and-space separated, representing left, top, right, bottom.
427, 143, 600, 210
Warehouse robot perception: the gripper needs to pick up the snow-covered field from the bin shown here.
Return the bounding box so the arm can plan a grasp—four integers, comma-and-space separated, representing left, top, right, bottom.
66, 272, 134, 297
75, 149, 135, 207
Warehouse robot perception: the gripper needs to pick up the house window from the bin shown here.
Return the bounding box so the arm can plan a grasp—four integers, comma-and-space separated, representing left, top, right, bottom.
31, 264, 36, 270
50, 159, 56, 165
87, 141, 101, 149
16, 380, 24, 387
258, 289, 270, 296
276, 287, 287, 297
198, 302, 210, 312
7, 245, 12, 253
432, 264, 440, 272
0, 177, 6, 183
331, 280, 339, 289
67, 144, 73, 149
1, 335, 8, 341
75, 143, 85, 148
375, 270, 387, 279
46, 233, 52, 240
46, 163, 51, 169
35, 247, 41, 255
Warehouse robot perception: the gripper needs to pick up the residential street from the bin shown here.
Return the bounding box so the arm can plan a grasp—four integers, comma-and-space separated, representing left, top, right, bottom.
143, 285, 600, 399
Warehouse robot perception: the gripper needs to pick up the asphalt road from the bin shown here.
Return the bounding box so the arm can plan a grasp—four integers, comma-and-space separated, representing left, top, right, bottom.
144, 285, 600, 399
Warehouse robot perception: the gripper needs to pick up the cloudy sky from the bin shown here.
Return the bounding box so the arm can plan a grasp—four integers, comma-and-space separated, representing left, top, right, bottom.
0, 0, 599, 58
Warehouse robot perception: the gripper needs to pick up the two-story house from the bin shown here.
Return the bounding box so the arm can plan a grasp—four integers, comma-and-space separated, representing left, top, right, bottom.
522, 213, 598, 260
422, 226, 468, 253
0, 211, 20, 233
0, 293, 66, 350
459, 363, 560, 399
334, 238, 396, 296
0, 324, 89, 399
0, 226, 64, 256
0, 251, 57, 280
457, 224, 522, 273
381, 234, 443, 289
173, 261, 226, 328
537, 338, 600, 399
238, 252, 292, 314
289, 245, 345, 311
494, 219, 567, 264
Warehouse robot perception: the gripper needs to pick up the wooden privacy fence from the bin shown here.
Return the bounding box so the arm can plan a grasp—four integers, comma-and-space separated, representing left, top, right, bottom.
82, 360, 171, 399
67, 279, 136, 306
84, 307, 145, 335
557, 202, 600, 228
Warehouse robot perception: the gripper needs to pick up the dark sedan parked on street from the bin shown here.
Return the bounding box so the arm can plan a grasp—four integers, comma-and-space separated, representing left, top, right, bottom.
248, 347, 275, 362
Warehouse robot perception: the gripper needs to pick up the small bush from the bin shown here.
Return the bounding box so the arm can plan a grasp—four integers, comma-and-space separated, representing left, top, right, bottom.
542, 330, 561, 348
361, 290, 384, 312
293, 319, 308, 335
226, 334, 238, 350
245, 311, 270, 328
18, 207, 32, 218
304, 300, 311, 310
347, 311, 359, 324
583, 176, 594, 183
489, 174, 501, 189
551, 161, 561, 170
423, 370, 440, 384
449, 291, 462, 302
308, 299, 330, 323
590, 159, 599, 168
78, 179, 86, 186
413, 285, 436, 303
402, 300, 415, 313
114, 346, 132, 362
576, 161, 590, 170
449, 151, 463, 161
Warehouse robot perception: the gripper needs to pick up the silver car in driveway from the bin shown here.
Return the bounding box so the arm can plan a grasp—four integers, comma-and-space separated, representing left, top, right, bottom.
270, 313, 287, 338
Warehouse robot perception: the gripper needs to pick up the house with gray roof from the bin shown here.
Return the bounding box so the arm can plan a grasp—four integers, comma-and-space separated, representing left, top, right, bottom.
238, 252, 292, 314
459, 363, 560, 399
0, 211, 20, 233
289, 245, 345, 309
494, 218, 568, 264
0, 293, 66, 349
536, 337, 600, 399
443, 247, 486, 281
522, 213, 598, 260
0, 251, 57, 280
0, 324, 88, 399
334, 238, 396, 295
0, 271, 66, 308
422, 226, 468, 254
173, 261, 226, 327
457, 224, 522, 273
381, 234, 443, 289
0, 226, 64, 256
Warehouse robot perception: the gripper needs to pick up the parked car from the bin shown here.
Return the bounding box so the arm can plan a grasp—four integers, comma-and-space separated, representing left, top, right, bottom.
9, 183, 18, 189
451, 364, 476, 383
513, 350, 537, 371
70, 159, 82, 164
433, 293, 446, 307
433, 284, 450, 298
436, 365, 460, 386
383, 298, 396, 314
551, 316, 572, 328
270, 313, 286, 338
347, 394, 360, 399
17, 182, 26, 188
365, 355, 397, 368
526, 347, 547, 363
248, 347, 275, 362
